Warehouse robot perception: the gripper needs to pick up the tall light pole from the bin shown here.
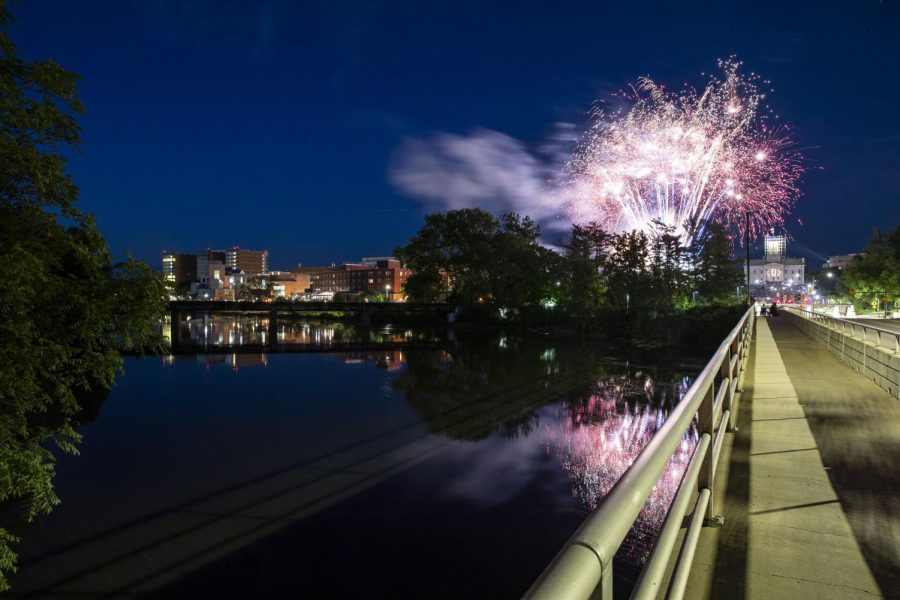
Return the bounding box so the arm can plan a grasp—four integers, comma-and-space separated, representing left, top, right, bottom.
745, 211, 751, 305
385, 283, 391, 303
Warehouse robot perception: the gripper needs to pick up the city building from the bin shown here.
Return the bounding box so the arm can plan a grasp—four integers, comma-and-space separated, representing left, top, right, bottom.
197, 249, 226, 280
226, 247, 269, 275
746, 235, 805, 300
361, 256, 397, 268
269, 271, 310, 299
289, 266, 333, 295
190, 275, 223, 300
190, 251, 249, 300
162, 252, 197, 288
825, 253, 862, 270
307, 258, 411, 300
224, 270, 247, 300
163, 250, 409, 301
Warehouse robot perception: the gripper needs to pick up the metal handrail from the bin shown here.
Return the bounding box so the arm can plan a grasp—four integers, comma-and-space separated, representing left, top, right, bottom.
524, 307, 754, 600
787, 308, 900, 353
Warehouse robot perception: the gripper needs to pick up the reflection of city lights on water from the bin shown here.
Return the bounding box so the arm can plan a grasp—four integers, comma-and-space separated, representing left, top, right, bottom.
545, 374, 697, 567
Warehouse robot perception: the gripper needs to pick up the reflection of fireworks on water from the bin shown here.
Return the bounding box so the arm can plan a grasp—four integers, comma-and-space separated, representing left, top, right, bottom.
544, 373, 696, 567
566, 59, 803, 244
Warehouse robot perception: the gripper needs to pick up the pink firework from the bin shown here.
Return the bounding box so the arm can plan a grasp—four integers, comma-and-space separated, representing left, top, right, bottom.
566, 59, 803, 244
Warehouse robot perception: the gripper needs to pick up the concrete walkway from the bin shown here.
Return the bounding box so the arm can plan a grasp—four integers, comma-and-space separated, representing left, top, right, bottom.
686, 316, 900, 599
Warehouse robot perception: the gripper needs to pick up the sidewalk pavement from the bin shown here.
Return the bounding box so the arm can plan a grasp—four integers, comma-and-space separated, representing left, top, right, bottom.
683, 316, 899, 600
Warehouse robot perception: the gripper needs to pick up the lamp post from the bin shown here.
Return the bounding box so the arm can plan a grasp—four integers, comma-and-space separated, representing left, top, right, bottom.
745, 211, 751, 305
385, 283, 391, 303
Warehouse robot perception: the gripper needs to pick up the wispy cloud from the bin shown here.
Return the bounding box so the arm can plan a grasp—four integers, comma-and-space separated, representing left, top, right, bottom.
388, 125, 577, 234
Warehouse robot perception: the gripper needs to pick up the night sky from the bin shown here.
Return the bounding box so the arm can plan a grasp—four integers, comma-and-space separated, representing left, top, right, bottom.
11, 0, 900, 269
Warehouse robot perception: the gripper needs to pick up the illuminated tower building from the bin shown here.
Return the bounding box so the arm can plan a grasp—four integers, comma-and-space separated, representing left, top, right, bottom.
225, 247, 269, 275
161, 252, 197, 288
746, 234, 805, 299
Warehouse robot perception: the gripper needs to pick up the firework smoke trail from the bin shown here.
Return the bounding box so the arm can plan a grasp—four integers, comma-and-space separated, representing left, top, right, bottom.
566, 59, 803, 244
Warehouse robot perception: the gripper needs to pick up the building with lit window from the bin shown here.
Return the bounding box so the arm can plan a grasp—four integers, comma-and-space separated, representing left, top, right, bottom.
307, 258, 411, 300
161, 252, 197, 288
825, 254, 862, 270
226, 247, 269, 275
197, 250, 226, 280
268, 271, 312, 299
746, 235, 805, 299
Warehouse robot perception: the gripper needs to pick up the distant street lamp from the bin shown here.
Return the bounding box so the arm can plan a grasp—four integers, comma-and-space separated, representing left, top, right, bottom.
385, 283, 391, 302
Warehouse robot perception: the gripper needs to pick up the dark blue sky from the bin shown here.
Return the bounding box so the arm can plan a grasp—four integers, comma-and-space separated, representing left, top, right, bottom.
11, 0, 900, 269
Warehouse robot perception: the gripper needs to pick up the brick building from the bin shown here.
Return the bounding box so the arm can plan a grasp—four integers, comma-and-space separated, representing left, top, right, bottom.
226, 247, 269, 275
307, 258, 411, 301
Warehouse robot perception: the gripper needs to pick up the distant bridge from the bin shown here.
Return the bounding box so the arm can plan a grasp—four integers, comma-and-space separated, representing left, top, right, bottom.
168, 300, 458, 323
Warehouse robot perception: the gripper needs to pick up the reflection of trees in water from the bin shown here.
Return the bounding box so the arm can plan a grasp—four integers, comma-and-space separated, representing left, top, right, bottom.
398, 341, 695, 570
396, 337, 689, 444
0, 385, 110, 581
545, 373, 696, 568
395, 337, 584, 442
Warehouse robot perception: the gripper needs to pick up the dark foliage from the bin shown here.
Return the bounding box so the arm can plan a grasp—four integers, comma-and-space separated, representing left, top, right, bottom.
0, 4, 165, 587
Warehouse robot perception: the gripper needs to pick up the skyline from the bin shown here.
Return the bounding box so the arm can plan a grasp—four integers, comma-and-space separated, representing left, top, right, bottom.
9, 1, 900, 269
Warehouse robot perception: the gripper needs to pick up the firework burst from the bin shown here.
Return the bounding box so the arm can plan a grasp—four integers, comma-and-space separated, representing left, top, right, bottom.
565, 59, 803, 244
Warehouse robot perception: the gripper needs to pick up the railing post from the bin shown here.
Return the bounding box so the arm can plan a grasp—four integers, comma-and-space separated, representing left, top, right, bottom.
720, 346, 736, 432
594, 562, 613, 600
719, 346, 731, 381
696, 381, 720, 523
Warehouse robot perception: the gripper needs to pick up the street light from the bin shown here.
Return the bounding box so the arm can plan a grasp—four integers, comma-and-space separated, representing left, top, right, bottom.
385, 283, 391, 302
744, 211, 750, 305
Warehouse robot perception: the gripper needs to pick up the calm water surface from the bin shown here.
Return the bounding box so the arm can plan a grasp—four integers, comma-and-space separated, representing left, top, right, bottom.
9, 319, 700, 599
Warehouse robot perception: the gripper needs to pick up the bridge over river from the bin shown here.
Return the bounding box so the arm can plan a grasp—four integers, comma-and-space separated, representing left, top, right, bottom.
168, 300, 458, 322
528, 308, 900, 599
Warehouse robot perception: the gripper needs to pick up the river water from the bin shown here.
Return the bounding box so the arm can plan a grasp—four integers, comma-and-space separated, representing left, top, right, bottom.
8, 317, 700, 599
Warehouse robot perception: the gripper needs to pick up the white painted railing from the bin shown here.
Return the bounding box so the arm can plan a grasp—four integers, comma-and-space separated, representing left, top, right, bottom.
524, 307, 755, 600
787, 308, 900, 354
